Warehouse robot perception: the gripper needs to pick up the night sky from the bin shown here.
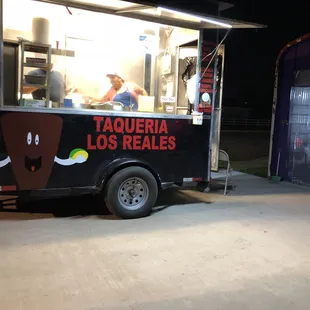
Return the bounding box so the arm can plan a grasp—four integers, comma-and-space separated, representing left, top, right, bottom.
143, 0, 309, 119
221, 0, 310, 118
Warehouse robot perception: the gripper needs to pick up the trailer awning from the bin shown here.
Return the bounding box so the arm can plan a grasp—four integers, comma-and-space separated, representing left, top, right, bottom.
33, 0, 266, 30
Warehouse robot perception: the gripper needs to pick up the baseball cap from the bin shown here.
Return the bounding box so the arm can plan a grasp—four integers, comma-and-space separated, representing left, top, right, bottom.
106, 72, 124, 81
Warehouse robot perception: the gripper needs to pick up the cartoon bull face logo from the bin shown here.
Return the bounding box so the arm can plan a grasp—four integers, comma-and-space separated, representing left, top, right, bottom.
25, 132, 42, 172
0, 113, 88, 191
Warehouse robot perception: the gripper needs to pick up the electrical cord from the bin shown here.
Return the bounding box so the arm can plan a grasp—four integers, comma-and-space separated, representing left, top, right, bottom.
199, 29, 231, 83
164, 28, 175, 56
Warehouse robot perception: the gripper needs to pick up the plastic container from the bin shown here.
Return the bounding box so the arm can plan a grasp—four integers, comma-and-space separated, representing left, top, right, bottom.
32, 17, 50, 45
63, 98, 73, 108
192, 112, 203, 125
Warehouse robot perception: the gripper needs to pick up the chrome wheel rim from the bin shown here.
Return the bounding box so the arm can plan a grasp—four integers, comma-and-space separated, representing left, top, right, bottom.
118, 177, 149, 211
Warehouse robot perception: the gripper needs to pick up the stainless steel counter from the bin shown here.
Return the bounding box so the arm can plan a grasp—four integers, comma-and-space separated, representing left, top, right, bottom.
0, 106, 211, 120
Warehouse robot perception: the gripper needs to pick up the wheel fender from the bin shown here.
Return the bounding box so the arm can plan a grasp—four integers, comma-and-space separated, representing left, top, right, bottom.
95, 158, 162, 191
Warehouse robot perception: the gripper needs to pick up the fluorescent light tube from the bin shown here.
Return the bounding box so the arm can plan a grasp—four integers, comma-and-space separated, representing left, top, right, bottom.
158, 7, 232, 28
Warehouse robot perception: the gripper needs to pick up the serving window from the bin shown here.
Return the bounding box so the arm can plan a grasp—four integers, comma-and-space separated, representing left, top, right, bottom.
3, 0, 200, 114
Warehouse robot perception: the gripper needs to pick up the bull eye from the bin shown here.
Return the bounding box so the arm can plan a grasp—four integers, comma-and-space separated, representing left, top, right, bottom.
27, 132, 32, 145
35, 134, 39, 146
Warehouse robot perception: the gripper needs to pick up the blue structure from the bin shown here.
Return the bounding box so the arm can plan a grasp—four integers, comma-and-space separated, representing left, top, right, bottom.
269, 33, 310, 185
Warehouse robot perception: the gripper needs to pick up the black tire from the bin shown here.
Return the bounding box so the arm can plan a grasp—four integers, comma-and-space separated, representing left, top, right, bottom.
104, 166, 158, 219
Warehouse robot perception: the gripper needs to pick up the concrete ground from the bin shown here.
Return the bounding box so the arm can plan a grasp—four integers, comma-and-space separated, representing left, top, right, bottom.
1, 175, 310, 310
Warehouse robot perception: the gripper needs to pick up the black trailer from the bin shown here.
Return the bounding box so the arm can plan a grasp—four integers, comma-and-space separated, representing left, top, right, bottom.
0, 0, 265, 218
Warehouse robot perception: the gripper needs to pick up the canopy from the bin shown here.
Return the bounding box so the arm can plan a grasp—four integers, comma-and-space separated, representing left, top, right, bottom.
32, 0, 266, 29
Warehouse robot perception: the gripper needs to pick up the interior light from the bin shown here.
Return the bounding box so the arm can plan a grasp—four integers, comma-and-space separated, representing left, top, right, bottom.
158, 7, 232, 28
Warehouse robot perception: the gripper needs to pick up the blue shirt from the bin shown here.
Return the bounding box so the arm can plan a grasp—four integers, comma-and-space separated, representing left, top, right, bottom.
28, 69, 65, 103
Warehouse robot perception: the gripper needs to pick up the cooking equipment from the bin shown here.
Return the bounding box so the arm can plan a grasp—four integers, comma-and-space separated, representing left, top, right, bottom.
79, 103, 91, 109
25, 75, 47, 85
91, 102, 130, 112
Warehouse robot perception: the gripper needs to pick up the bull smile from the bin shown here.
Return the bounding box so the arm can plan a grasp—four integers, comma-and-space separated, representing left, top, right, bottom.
25, 156, 42, 172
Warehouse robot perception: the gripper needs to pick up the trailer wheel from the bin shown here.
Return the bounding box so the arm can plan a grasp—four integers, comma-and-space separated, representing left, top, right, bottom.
104, 167, 158, 219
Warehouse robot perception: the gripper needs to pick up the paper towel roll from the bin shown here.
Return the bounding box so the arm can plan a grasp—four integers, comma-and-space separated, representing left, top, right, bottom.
32, 17, 50, 45
187, 74, 197, 104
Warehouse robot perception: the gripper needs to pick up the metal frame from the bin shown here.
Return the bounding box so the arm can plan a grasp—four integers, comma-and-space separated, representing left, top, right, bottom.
207, 29, 220, 177
219, 149, 233, 196
211, 44, 225, 171
268, 59, 280, 177
194, 30, 203, 113
32, 0, 219, 30
0, 106, 212, 120
19, 41, 52, 106
31, 0, 266, 29
174, 46, 180, 114
115, 4, 152, 14
3, 40, 19, 106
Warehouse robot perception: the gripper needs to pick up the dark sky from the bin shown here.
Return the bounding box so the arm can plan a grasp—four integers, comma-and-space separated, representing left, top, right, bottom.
220, 0, 310, 117
143, 0, 310, 118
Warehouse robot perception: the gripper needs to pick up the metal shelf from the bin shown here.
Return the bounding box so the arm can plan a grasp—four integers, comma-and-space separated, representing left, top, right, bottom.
19, 40, 52, 105
23, 63, 48, 69
52, 48, 75, 57
24, 43, 50, 54
23, 83, 48, 89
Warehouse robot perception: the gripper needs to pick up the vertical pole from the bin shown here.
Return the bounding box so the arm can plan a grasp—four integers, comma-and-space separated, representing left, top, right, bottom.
209, 29, 219, 172
194, 29, 203, 113
212, 44, 225, 171
46, 44, 51, 105
268, 61, 279, 177
20, 41, 25, 104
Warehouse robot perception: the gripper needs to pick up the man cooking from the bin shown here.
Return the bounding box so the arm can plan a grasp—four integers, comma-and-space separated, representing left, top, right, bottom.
92, 72, 148, 112
23, 63, 66, 103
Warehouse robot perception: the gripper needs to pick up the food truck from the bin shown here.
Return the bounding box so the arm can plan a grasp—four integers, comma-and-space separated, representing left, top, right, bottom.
0, 0, 265, 218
